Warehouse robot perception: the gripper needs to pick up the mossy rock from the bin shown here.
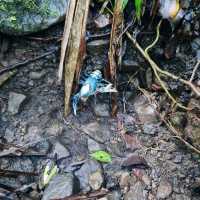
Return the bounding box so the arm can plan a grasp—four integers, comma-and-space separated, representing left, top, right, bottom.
0, 0, 69, 35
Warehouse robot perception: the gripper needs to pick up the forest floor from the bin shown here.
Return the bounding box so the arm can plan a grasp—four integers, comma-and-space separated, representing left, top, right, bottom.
0, 4, 200, 200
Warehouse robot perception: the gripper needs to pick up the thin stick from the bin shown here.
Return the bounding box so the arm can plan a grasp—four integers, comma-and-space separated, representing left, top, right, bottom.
126, 25, 200, 101
190, 60, 200, 82
139, 87, 200, 155
0, 49, 57, 75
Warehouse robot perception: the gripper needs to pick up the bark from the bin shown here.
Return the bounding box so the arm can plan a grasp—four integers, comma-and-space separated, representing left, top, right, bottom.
108, 0, 124, 116
63, 0, 90, 115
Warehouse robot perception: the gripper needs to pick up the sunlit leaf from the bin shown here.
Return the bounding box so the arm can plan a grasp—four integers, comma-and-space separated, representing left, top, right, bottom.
90, 150, 112, 163
122, 0, 129, 10
135, 0, 143, 20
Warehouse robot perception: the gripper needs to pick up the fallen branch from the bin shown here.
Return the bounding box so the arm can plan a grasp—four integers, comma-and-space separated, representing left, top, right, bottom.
126, 24, 200, 108
0, 49, 57, 75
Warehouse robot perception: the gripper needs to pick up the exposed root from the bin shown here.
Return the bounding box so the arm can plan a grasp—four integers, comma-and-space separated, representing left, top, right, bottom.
139, 87, 200, 155
126, 21, 200, 110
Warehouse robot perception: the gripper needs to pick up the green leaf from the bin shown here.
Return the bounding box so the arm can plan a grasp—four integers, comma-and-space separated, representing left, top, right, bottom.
122, 0, 129, 10
90, 150, 112, 163
134, 0, 143, 20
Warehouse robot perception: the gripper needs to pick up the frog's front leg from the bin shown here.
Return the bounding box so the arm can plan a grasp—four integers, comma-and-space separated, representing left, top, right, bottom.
72, 93, 80, 115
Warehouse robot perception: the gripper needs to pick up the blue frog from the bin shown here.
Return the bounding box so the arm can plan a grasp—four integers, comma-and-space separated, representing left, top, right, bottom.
72, 70, 117, 115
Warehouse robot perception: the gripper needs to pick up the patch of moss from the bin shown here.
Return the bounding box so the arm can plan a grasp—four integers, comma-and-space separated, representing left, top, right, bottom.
0, 0, 52, 30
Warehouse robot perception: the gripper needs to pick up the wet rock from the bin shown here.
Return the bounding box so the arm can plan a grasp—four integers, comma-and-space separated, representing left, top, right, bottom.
89, 170, 104, 190
175, 194, 191, 200
94, 14, 110, 28
0, 188, 18, 200
191, 38, 200, 51
134, 95, 158, 124
94, 103, 110, 117
81, 122, 111, 143
124, 181, 146, 200
106, 191, 121, 200
42, 173, 76, 200
170, 112, 187, 130
53, 142, 70, 159
29, 71, 45, 80
119, 171, 131, 188
4, 127, 15, 143
87, 40, 109, 55
0, 1, 69, 35
185, 98, 200, 149
8, 92, 26, 115
121, 59, 140, 73
87, 138, 104, 152
75, 159, 103, 192
173, 154, 183, 163
143, 123, 160, 135
156, 180, 172, 199
45, 122, 63, 136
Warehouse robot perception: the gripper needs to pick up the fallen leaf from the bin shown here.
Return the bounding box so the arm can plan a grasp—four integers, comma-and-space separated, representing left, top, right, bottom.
121, 154, 148, 169
90, 150, 112, 163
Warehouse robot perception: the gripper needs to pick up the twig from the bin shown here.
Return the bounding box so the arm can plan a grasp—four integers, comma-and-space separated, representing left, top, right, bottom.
190, 60, 200, 82
139, 87, 200, 155
126, 22, 200, 109
0, 49, 57, 75
165, 120, 200, 155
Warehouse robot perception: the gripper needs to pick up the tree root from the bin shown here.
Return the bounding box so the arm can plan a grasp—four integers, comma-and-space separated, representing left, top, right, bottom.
139, 87, 200, 155
126, 21, 200, 110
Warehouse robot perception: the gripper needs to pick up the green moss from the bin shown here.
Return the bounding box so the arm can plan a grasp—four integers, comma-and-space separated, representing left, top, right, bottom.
0, 0, 52, 30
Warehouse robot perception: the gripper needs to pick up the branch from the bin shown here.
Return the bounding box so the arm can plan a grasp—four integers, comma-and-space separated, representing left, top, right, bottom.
126, 22, 200, 109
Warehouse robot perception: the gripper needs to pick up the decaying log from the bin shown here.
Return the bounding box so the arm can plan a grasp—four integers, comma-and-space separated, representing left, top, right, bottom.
108, 0, 124, 116
63, 0, 90, 115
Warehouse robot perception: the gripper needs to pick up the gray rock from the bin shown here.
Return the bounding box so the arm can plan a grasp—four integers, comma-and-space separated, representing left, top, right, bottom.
94, 103, 110, 117
81, 122, 111, 143
53, 142, 70, 159
29, 71, 45, 80
175, 194, 191, 200
134, 95, 158, 124
157, 180, 172, 199
4, 128, 15, 143
0, 0, 69, 35
45, 122, 63, 136
124, 181, 146, 200
42, 173, 76, 200
75, 160, 103, 192
173, 154, 183, 164
121, 59, 140, 73
94, 14, 110, 28
89, 170, 104, 190
191, 38, 200, 51
87, 138, 103, 152
8, 92, 26, 115
87, 40, 109, 55
143, 123, 160, 135
107, 191, 121, 200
